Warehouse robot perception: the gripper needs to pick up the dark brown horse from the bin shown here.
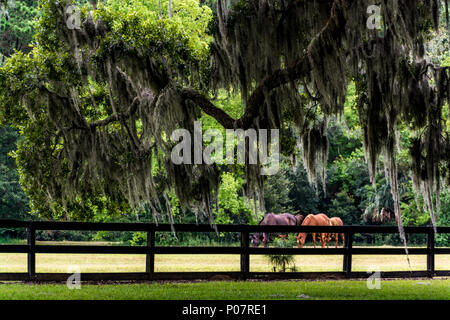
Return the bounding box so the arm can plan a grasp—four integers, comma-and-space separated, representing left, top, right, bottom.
251, 213, 305, 247
296, 213, 331, 248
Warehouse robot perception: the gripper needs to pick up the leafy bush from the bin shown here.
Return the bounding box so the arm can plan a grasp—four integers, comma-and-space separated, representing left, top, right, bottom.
264, 237, 297, 272
129, 232, 147, 246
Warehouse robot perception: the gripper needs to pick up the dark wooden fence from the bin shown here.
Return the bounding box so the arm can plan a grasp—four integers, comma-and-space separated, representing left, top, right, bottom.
1, 220, 449, 281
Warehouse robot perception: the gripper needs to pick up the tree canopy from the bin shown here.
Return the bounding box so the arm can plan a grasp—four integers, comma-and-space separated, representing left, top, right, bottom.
0, 0, 449, 240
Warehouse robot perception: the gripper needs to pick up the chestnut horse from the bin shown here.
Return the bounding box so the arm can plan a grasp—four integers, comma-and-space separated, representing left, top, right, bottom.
251, 213, 305, 247
296, 213, 331, 248
327, 217, 345, 248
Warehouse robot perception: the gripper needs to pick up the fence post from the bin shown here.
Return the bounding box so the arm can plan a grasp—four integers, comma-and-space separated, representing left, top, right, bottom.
343, 232, 353, 275
146, 226, 155, 279
240, 229, 250, 279
27, 223, 36, 280
427, 228, 435, 277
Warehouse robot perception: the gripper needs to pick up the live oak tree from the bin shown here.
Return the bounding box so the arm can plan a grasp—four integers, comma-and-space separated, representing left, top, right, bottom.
0, 0, 449, 242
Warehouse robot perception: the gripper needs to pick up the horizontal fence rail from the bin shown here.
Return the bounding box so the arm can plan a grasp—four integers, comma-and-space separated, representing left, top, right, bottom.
0, 220, 449, 281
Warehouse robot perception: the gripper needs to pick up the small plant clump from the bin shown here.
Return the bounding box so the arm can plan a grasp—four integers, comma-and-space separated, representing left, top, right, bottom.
265, 236, 298, 273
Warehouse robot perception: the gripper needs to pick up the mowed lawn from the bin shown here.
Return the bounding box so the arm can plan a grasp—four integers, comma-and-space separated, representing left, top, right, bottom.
0, 279, 449, 300
0, 253, 442, 272
1, 246, 450, 273
1, 244, 450, 300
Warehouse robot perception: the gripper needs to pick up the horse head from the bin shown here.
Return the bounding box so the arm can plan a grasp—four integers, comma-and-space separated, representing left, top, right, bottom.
296, 214, 313, 248
251, 232, 262, 247
297, 233, 306, 248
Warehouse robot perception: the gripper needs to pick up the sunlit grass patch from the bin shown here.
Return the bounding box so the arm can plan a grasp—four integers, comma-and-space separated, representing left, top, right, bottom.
1, 251, 449, 273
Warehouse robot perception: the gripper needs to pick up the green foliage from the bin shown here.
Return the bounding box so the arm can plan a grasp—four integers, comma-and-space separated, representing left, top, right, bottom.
103, 0, 212, 57
400, 188, 431, 227
0, 0, 38, 64
0, 126, 29, 222
436, 190, 450, 246
326, 147, 374, 225
328, 191, 360, 225
129, 231, 147, 246
263, 160, 319, 215
263, 163, 293, 213
91, 0, 211, 70
213, 172, 250, 224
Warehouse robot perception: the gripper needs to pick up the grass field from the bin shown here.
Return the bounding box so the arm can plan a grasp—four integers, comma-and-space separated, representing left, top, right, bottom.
1, 242, 450, 300
0, 279, 449, 300
1, 249, 450, 273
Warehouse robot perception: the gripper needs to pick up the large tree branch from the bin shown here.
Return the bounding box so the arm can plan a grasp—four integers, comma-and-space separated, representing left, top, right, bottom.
181, 53, 311, 129
89, 96, 140, 129
239, 56, 311, 128
182, 0, 344, 129
64, 0, 342, 132
179, 89, 236, 128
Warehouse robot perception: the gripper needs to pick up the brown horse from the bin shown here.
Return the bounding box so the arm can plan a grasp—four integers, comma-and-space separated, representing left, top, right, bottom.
296, 213, 331, 248
251, 213, 305, 247
327, 217, 345, 248
278, 213, 306, 240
